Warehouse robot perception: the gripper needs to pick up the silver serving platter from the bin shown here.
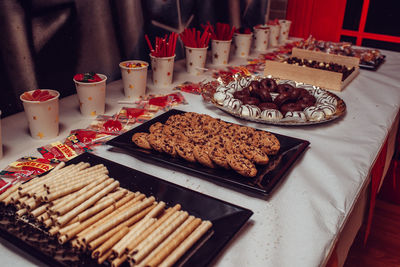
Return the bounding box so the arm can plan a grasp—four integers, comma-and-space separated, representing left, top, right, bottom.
211, 76, 346, 126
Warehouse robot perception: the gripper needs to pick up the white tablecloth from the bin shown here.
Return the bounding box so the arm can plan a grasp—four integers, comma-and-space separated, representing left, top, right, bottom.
1, 48, 400, 267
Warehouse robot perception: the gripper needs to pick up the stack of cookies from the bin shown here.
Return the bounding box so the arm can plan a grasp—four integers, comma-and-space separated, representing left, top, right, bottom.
132, 112, 280, 177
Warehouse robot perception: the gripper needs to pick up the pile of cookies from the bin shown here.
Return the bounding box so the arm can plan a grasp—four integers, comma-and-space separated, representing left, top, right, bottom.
132, 112, 280, 177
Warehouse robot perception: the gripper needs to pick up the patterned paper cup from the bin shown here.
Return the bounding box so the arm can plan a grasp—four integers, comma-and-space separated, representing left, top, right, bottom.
150, 54, 176, 88
20, 90, 60, 139
211, 39, 232, 65
73, 74, 107, 117
185, 46, 208, 75
268, 24, 280, 48
279, 20, 292, 44
253, 26, 270, 52
119, 60, 149, 100
234, 33, 252, 58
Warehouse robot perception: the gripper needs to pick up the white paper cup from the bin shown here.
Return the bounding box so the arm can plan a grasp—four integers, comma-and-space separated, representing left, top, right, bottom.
234, 33, 252, 58
279, 20, 292, 44
211, 39, 232, 65
268, 24, 280, 48
185, 46, 208, 75
150, 54, 176, 88
0, 110, 2, 159
20, 90, 60, 139
119, 60, 149, 100
73, 74, 107, 117
253, 26, 270, 52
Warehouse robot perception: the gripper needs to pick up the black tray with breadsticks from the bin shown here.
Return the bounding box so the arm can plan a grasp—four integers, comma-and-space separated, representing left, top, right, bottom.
107, 109, 310, 196
0, 152, 253, 267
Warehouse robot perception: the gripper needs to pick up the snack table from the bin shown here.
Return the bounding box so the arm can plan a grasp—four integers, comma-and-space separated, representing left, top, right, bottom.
1, 48, 400, 267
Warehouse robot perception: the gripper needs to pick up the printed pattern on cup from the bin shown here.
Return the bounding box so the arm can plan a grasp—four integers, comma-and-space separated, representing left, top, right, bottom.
120, 60, 149, 99
268, 24, 280, 48
234, 33, 252, 58
211, 40, 232, 65
74, 74, 107, 117
185, 46, 208, 75
150, 55, 176, 88
20, 90, 60, 139
253, 26, 270, 52
279, 20, 292, 44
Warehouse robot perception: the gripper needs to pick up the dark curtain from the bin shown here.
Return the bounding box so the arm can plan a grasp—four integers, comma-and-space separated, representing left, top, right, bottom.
0, 0, 268, 118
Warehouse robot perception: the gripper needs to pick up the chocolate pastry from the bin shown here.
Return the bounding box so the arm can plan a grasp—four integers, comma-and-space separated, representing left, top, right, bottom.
273, 92, 291, 107
251, 87, 272, 102
233, 88, 250, 101
248, 80, 260, 92
258, 102, 279, 110
276, 83, 295, 94
259, 78, 277, 92
297, 94, 316, 110
242, 96, 260, 105
280, 102, 303, 115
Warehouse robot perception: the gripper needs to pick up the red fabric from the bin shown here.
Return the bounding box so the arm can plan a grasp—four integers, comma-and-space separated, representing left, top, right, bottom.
364, 139, 388, 245
286, 0, 347, 42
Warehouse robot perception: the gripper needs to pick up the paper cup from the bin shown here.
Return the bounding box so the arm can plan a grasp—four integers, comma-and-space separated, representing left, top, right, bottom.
119, 60, 149, 100
185, 46, 208, 75
234, 33, 252, 58
279, 20, 292, 44
73, 74, 107, 117
150, 54, 176, 88
253, 26, 270, 52
20, 90, 60, 139
268, 24, 280, 48
211, 39, 232, 65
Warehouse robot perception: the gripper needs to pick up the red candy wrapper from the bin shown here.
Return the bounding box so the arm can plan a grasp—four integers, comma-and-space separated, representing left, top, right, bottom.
70, 129, 113, 147
38, 141, 80, 162
117, 108, 155, 124
173, 82, 203, 95
87, 115, 135, 135
0, 157, 60, 193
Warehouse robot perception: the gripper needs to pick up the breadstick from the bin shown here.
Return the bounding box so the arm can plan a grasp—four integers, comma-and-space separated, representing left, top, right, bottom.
18, 163, 78, 194
112, 218, 157, 257
77, 197, 115, 223
51, 177, 111, 215
144, 201, 166, 219
125, 204, 181, 253
51, 161, 65, 172
44, 174, 109, 202
3, 190, 21, 205
88, 203, 156, 252
142, 217, 199, 267
77, 193, 145, 239
59, 193, 137, 244
132, 211, 189, 263
80, 196, 155, 244
95, 226, 130, 258
158, 221, 213, 267
16, 208, 28, 216
0, 182, 22, 202
111, 254, 129, 267
43, 165, 107, 190
56, 180, 119, 226
46, 168, 108, 193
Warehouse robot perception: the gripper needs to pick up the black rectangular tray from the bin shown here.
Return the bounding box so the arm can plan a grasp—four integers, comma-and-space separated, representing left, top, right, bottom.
0, 152, 253, 267
107, 109, 310, 196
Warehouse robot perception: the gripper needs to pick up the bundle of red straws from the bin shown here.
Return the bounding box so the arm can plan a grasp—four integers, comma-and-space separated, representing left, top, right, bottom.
180, 27, 211, 48
204, 22, 235, 41
145, 33, 178, 57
